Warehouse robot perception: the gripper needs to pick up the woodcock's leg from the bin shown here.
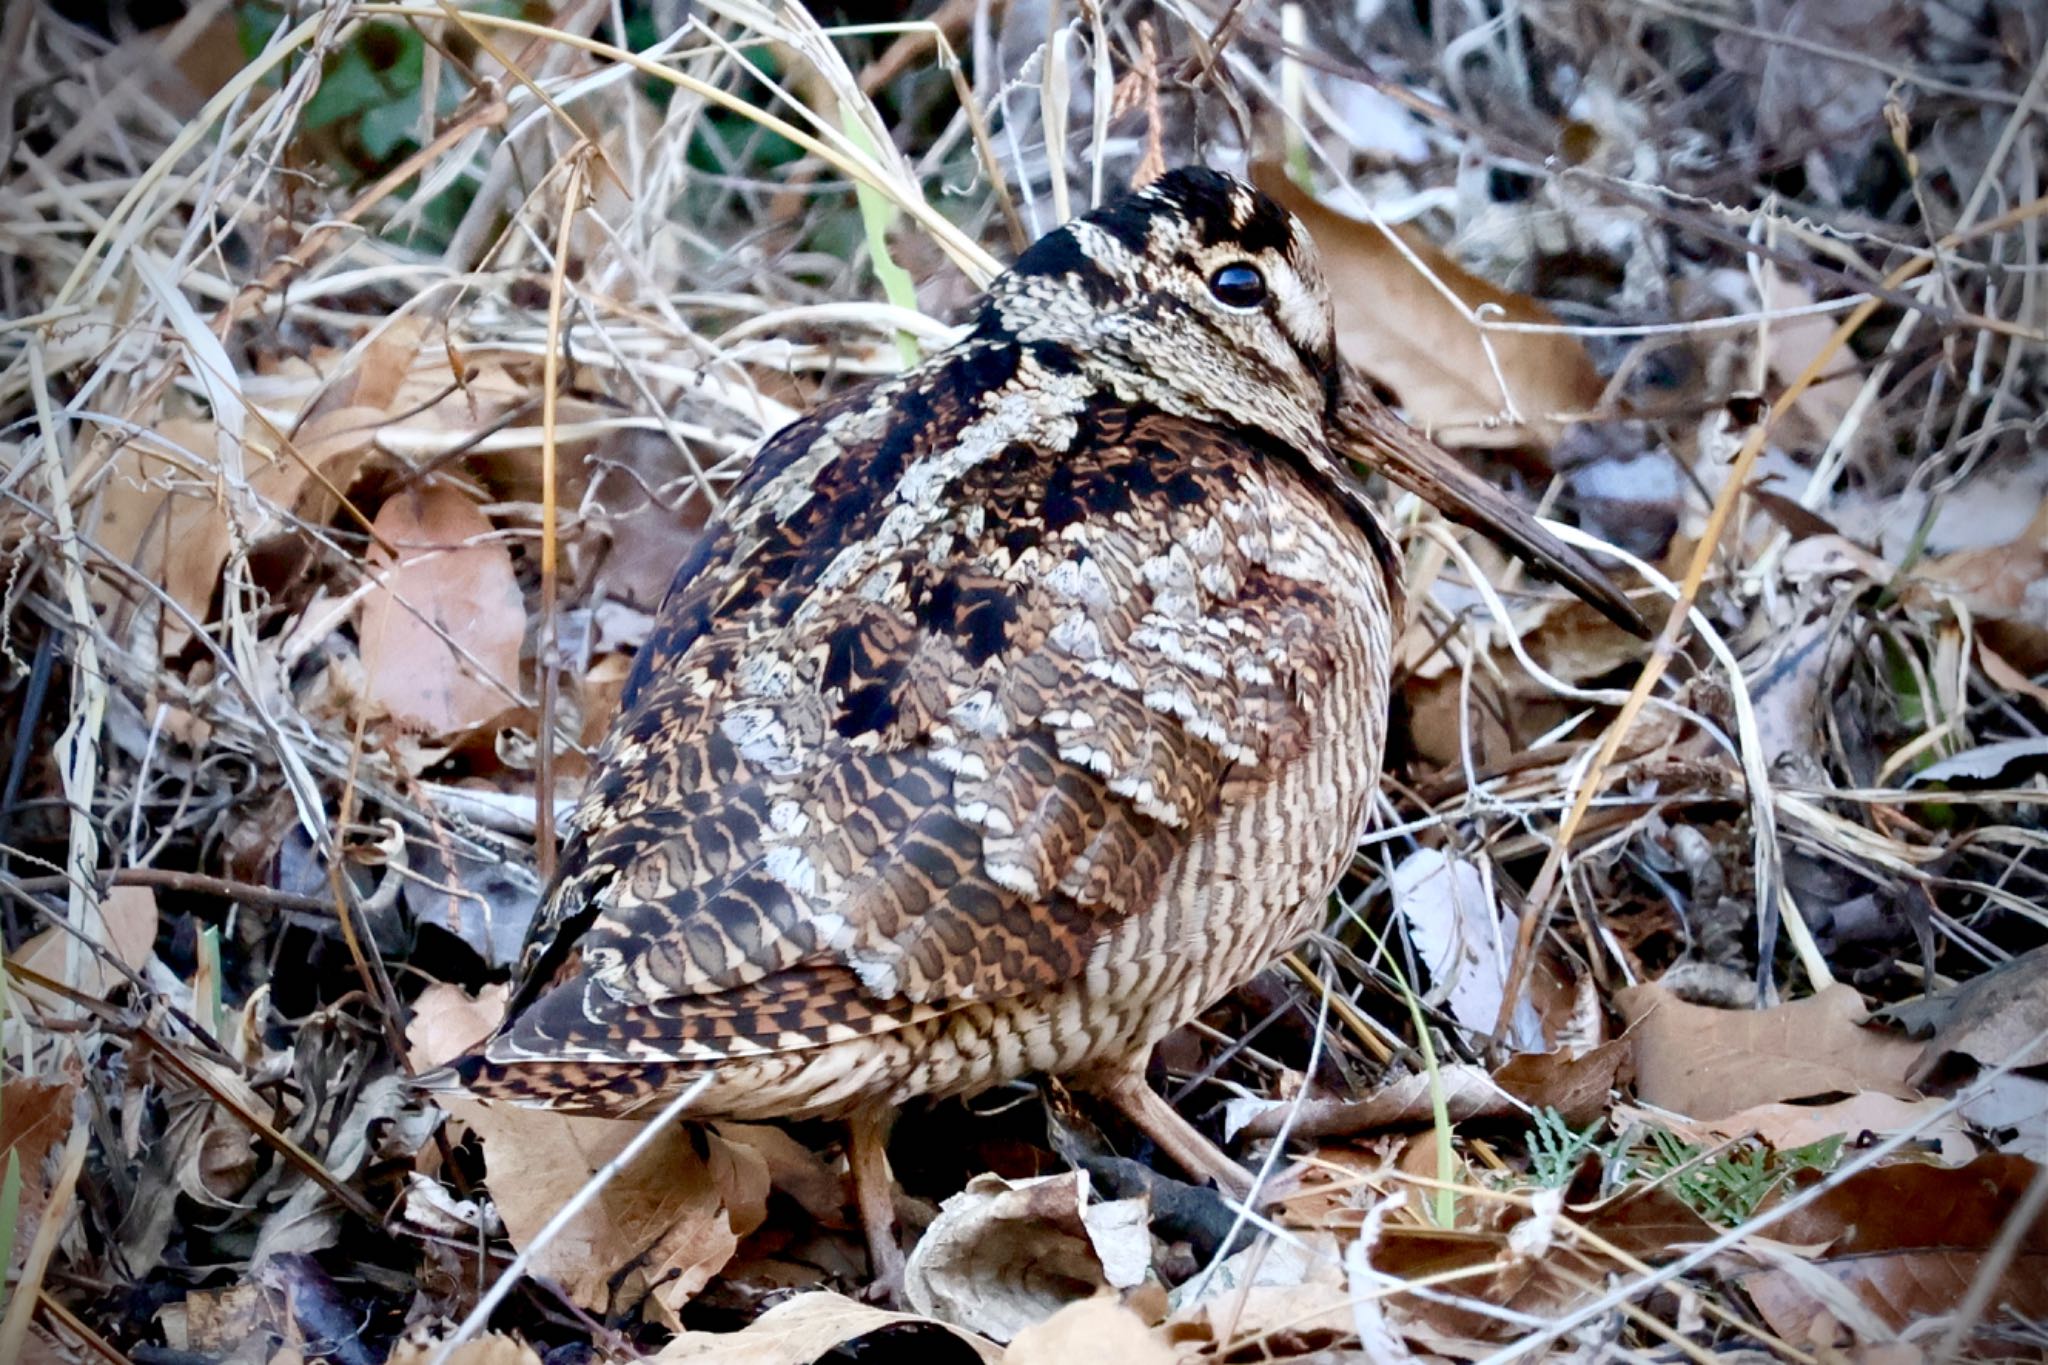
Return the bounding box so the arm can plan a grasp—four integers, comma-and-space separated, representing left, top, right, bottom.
1095, 1065, 1256, 1197
846, 1105, 906, 1299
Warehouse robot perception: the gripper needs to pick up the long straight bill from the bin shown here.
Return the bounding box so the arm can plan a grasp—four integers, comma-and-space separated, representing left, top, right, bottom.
1335, 387, 1649, 637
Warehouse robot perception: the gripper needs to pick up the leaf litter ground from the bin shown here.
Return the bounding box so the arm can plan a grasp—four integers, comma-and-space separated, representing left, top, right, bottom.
3, 1, 2047, 1362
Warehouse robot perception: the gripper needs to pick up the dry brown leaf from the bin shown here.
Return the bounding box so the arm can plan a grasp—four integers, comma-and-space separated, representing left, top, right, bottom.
447, 1100, 770, 1324
1364, 1223, 1582, 1345
1906, 500, 2048, 670
653, 1290, 1002, 1363
1493, 1039, 1631, 1128
358, 484, 526, 735
1255, 164, 1604, 448
711, 1122, 848, 1228
286, 317, 433, 527
11, 884, 158, 999
154, 1054, 272, 1210
1615, 983, 1922, 1120
91, 324, 445, 650
1, 1076, 77, 1274
1744, 1251, 2048, 1348
1899, 945, 2048, 1087
387, 1334, 542, 1365
294, 317, 425, 431
90, 416, 282, 642
1978, 639, 2048, 709
1229, 1065, 1514, 1141
1759, 274, 1865, 441
1740, 1153, 2048, 1347
1699, 1093, 1976, 1166
403, 982, 508, 1072
1171, 1230, 1354, 1350
1768, 1153, 2047, 1256
1365, 1186, 1713, 1344
1004, 1298, 1180, 1364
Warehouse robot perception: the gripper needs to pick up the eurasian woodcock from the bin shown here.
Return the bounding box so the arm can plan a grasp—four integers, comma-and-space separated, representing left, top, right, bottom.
442, 167, 1644, 1284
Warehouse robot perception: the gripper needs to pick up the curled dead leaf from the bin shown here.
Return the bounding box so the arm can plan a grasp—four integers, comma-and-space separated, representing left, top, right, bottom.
388, 1333, 541, 1365
652, 1290, 1001, 1363
903, 1171, 1143, 1343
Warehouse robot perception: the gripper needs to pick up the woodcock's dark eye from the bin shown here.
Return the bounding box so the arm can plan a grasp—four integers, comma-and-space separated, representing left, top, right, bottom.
1207, 263, 1267, 308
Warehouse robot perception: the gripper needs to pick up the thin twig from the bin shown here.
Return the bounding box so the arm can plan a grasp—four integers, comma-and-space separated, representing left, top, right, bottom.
430, 1072, 716, 1362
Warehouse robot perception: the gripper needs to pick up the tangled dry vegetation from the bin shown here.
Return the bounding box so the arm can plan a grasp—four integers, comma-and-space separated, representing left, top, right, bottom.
3, 0, 2048, 1361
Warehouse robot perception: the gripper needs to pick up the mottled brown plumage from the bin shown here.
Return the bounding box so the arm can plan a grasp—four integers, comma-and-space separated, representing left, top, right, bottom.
439, 168, 1639, 1274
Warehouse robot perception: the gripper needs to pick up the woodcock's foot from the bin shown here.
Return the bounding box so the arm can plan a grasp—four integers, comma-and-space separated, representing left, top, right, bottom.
846, 1107, 907, 1304
1094, 1067, 1256, 1198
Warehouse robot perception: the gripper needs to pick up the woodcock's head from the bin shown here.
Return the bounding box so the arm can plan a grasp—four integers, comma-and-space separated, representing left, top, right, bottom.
980, 167, 1646, 635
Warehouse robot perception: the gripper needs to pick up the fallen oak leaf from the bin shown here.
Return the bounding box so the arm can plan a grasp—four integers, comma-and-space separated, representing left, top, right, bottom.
1743, 1249, 2048, 1349
1765, 1152, 2047, 1257
445, 1100, 769, 1325
1737, 1152, 2048, 1347
1614, 983, 1922, 1120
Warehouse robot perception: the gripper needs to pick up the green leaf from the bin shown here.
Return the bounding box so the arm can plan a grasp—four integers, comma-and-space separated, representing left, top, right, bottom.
301, 23, 424, 135
301, 47, 385, 131
359, 90, 424, 160
839, 112, 922, 369
0, 1150, 19, 1282
1525, 1107, 1604, 1189
236, 1, 283, 59
197, 924, 225, 1040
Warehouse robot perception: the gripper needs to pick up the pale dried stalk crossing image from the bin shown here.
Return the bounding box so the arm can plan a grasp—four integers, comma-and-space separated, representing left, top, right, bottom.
2, 2, 2046, 1363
